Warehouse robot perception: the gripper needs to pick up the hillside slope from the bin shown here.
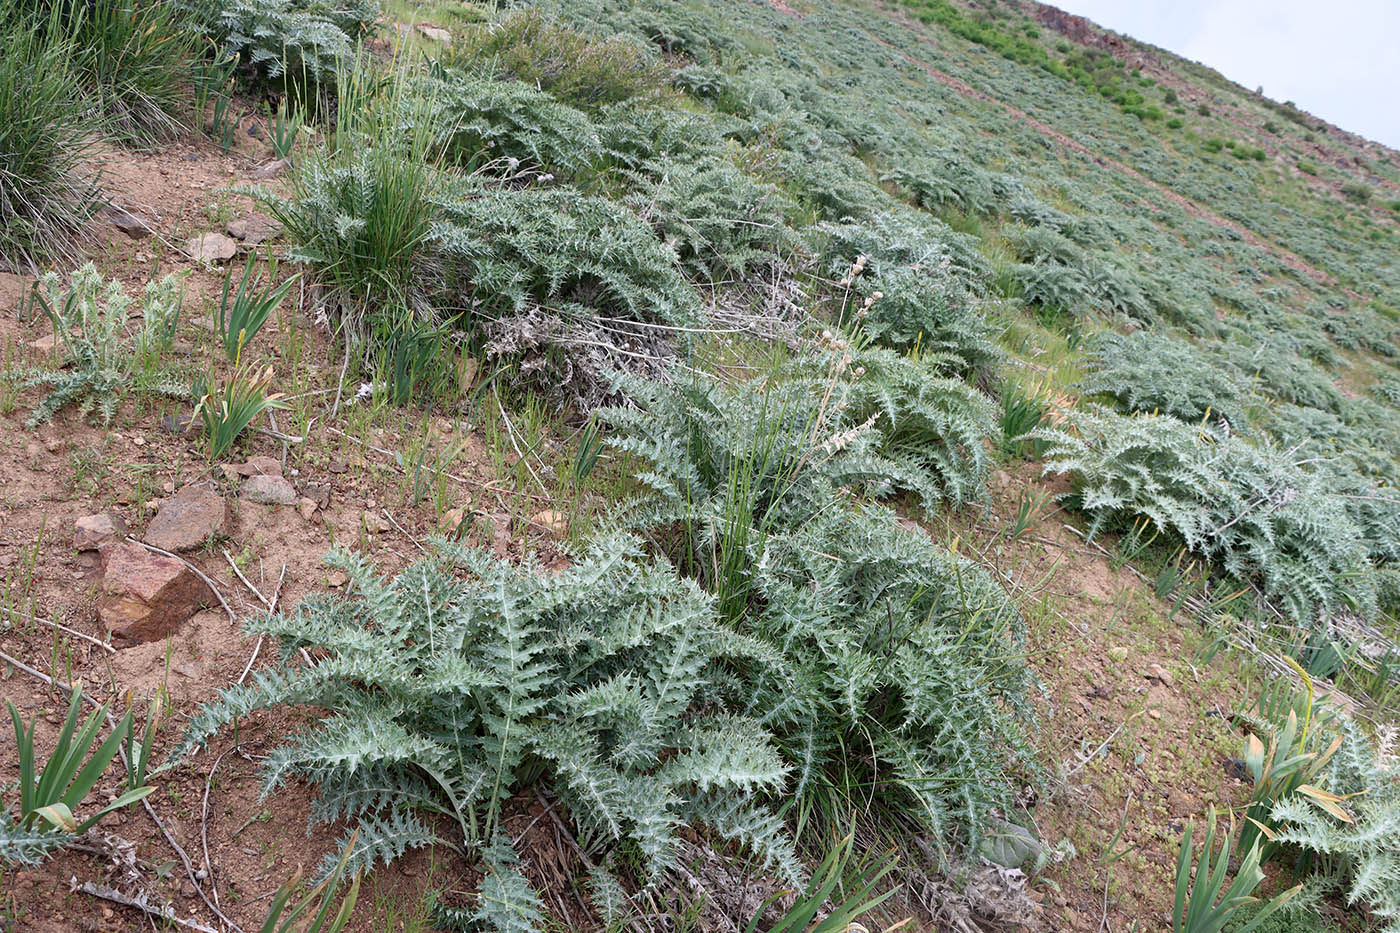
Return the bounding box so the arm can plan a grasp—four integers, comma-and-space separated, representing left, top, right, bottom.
0, 0, 1396, 931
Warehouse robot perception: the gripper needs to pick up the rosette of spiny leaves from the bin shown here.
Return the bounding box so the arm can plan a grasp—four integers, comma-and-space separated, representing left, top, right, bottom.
601, 371, 1031, 857
413, 66, 603, 177
173, 534, 799, 928
20, 264, 185, 427
432, 179, 703, 406
811, 211, 997, 374
177, 0, 376, 85
1079, 330, 1253, 430
749, 503, 1035, 861
625, 151, 800, 281
783, 345, 996, 512
598, 366, 953, 613
1032, 406, 1376, 626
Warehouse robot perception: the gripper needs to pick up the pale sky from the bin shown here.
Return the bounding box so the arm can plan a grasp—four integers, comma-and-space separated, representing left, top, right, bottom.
1052, 0, 1400, 149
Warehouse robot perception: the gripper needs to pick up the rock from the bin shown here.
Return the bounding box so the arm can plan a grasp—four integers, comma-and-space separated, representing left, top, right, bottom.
27, 334, 57, 352
531, 510, 568, 537
456, 355, 478, 392
440, 507, 467, 536
226, 214, 280, 246
1145, 663, 1175, 688
103, 206, 151, 240
1106, 646, 1129, 662
304, 483, 331, 509
235, 456, 282, 478
98, 543, 212, 645
144, 484, 229, 552
185, 233, 237, 264
161, 413, 198, 436
251, 158, 290, 180
242, 474, 298, 506
363, 511, 391, 534
73, 513, 128, 552
327, 570, 349, 588
297, 497, 318, 520
327, 459, 347, 474
417, 24, 451, 41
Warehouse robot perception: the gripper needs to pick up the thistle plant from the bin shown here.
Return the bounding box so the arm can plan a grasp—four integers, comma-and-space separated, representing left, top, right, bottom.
175, 535, 800, 924
602, 370, 1033, 857
20, 264, 186, 427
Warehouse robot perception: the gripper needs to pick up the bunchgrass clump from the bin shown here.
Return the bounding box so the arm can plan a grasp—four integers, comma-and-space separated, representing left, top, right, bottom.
0, 1, 99, 270
60, 0, 200, 143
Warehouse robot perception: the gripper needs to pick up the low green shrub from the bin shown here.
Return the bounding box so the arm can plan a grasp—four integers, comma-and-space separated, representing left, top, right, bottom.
788, 345, 995, 511
433, 180, 702, 404
454, 9, 665, 109
1341, 181, 1373, 203
1297, 160, 1318, 176
178, 0, 376, 87
256, 74, 445, 324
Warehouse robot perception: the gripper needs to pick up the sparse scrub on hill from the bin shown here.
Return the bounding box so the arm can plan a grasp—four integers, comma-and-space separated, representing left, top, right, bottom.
1032, 406, 1376, 627
1341, 181, 1373, 204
